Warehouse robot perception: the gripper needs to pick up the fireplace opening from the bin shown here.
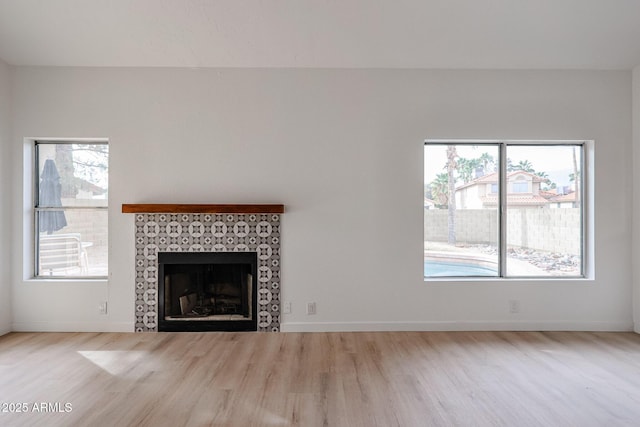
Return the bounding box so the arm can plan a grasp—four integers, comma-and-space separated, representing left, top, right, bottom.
158, 252, 258, 332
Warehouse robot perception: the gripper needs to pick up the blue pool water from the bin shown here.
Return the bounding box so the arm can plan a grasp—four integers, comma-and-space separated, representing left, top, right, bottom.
424, 260, 497, 277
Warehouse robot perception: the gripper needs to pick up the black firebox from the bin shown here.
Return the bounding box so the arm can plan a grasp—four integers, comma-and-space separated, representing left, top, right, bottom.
157, 252, 258, 332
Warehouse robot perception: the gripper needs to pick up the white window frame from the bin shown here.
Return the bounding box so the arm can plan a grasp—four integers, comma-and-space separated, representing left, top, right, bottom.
33, 140, 109, 279
424, 139, 593, 280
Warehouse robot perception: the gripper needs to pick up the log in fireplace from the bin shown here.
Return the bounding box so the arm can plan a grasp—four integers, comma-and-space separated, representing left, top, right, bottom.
158, 251, 258, 332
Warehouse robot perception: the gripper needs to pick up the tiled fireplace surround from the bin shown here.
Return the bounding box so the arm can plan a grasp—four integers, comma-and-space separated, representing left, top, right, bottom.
129, 207, 282, 332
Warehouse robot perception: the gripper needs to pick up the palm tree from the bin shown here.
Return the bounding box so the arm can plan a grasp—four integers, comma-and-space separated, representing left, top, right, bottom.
535, 171, 555, 191
478, 152, 495, 174
457, 157, 481, 183
430, 173, 450, 208
446, 146, 457, 244
513, 159, 535, 173
572, 147, 580, 203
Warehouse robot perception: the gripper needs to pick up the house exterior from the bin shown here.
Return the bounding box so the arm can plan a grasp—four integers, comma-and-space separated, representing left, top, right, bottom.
424, 197, 436, 210
548, 191, 579, 208
455, 171, 548, 209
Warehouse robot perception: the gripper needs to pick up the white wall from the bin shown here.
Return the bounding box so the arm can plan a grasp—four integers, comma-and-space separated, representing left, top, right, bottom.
0, 60, 11, 335
633, 65, 640, 333
10, 67, 634, 332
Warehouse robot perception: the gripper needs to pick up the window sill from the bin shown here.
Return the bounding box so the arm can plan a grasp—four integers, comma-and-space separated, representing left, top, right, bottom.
25, 277, 108, 284
424, 276, 593, 283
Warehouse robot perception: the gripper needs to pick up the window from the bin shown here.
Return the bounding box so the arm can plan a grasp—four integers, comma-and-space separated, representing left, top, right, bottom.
512, 179, 528, 193
424, 141, 584, 278
35, 141, 108, 278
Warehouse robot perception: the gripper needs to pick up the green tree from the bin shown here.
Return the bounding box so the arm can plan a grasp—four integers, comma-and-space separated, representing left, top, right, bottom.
478, 152, 496, 174
457, 157, 481, 183
512, 160, 535, 173
535, 171, 556, 191
430, 173, 450, 208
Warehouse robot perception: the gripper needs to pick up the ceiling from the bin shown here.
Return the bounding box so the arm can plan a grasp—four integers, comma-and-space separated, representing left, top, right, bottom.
1, 0, 640, 70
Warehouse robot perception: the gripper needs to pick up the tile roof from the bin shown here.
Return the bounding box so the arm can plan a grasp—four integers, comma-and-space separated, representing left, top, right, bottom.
480, 194, 549, 206
456, 170, 544, 190
549, 192, 577, 202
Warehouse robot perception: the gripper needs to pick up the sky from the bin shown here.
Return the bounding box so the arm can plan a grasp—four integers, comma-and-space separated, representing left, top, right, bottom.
424, 143, 579, 188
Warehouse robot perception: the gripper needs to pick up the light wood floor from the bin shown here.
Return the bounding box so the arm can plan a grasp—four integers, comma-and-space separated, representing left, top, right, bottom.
1, 331, 640, 426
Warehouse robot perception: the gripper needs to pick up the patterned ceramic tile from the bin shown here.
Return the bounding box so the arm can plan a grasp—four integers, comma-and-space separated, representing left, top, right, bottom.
134, 213, 281, 332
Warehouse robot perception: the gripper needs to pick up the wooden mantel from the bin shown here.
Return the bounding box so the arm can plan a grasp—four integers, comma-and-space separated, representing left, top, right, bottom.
122, 204, 285, 214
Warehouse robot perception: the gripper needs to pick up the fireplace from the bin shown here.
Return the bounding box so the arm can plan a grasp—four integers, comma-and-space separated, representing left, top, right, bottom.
158, 251, 258, 331
125, 207, 283, 332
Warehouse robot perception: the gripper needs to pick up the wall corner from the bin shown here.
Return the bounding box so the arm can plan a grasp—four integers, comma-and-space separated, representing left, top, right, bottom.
632, 65, 640, 333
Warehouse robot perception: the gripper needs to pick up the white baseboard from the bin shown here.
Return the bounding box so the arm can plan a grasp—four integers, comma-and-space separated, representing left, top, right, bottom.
11, 321, 134, 333
280, 320, 634, 333
0, 327, 10, 336
8, 321, 634, 334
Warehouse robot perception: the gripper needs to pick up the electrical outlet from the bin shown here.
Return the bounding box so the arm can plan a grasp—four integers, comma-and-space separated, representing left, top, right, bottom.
99, 301, 108, 315
306, 302, 316, 315
283, 301, 292, 314
508, 299, 520, 314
